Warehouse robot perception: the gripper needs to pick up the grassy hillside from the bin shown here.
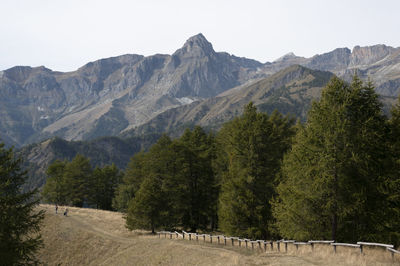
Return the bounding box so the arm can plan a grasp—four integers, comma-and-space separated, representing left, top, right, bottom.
37, 205, 398, 265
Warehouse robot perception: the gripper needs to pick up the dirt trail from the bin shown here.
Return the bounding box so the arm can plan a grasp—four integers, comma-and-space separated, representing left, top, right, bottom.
37, 205, 398, 266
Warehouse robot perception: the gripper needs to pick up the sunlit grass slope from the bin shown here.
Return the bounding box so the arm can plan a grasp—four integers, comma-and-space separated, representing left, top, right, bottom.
37, 204, 398, 265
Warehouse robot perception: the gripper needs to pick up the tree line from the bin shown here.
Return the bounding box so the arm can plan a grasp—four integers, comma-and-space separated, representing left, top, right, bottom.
42, 75, 400, 246
42, 156, 121, 210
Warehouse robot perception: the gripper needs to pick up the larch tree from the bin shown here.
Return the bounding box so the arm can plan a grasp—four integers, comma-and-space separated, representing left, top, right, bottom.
218, 103, 295, 239
272, 76, 389, 242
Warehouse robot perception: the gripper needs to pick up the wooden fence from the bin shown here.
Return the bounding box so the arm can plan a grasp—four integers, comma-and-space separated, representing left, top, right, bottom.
157, 231, 400, 260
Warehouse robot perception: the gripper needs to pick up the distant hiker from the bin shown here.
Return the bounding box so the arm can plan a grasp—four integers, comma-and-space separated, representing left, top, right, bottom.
55, 204, 58, 214
64, 208, 68, 216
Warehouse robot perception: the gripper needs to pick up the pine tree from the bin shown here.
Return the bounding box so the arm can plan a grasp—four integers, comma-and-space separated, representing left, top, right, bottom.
218, 103, 295, 239
272, 76, 389, 242
0, 142, 44, 265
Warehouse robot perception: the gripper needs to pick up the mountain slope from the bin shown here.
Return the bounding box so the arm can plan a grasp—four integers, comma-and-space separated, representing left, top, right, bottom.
19, 134, 161, 191
0, 34, 262, 147
1, 35, 400, 148
124, 65, 334, 137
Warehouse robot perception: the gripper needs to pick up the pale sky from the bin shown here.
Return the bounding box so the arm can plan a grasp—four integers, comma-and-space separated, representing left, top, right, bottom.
1, 0, 399, 72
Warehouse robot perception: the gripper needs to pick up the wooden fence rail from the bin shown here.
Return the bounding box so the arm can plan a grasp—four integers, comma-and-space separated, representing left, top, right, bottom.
156, 231, 399, 261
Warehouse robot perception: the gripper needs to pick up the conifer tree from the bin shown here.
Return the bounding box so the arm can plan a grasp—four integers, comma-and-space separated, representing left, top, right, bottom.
385, 96, 400, 246
168, 127, 217, 231
0, 142, 44, 265
63, 154, 92, 207
89, 164, 121, 210
126, 135, 175, 231
41, 159, 67, 204
273, 76, 389, 242
113, 152, 147, 212
218, 103, 295, 239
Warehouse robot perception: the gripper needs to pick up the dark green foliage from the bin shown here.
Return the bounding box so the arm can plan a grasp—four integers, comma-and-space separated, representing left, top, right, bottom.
112, 152, 147, 212
273, 76, 390, 242
124, 130, 218, 232
125, 135, 175, 231
63, 154, 92, 207
41, 159, 67, 205
42, 154, 122, 210
169, 127, 218, 231
0, 142, 44, 265
89, 164, 121, 210
126, 174, 166, 233
217, 103, 295, 239
385, 97, 400, 246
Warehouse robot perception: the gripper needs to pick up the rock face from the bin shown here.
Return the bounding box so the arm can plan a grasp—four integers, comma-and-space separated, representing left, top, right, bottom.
1, 34, 400, 147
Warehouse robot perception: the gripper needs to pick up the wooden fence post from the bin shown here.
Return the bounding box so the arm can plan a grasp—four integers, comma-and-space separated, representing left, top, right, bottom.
245, 240, 248, 248
285, 242, 288, 252
239, 240, 241, 247
251, 242, 254, 250
231, 238, 234, 246
203, 235, 206, 242
217, 236, 220, 245
170, 233, 172, 239
210, 235, 212, 243
189, 234, 191, 241
270, 242, 273, 250
224, 237, 227, 245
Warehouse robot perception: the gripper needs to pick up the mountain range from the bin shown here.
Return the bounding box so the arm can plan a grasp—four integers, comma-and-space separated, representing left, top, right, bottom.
1, 33, 400, 149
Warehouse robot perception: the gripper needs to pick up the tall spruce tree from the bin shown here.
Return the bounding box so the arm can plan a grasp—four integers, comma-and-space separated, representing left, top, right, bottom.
272, 76, 389, 242
0, 142, 44, 265
218, 103, 295, 239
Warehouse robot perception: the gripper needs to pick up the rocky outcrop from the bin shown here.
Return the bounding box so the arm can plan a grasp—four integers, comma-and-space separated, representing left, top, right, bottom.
349, 44, 395, 67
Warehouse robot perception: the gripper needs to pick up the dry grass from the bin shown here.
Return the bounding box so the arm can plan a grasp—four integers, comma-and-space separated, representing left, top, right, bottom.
37, 204, 400, 265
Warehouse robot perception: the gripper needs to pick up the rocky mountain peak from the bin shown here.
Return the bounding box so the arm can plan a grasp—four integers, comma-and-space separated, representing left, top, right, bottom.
274, 52, 298, 62
175, 33, 215, 57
